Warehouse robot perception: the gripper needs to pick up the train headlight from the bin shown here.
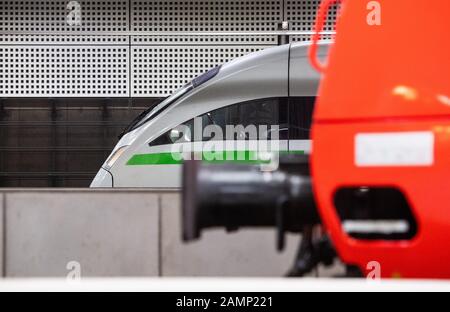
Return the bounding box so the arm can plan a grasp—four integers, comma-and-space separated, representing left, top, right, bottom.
105, 145, 129, 169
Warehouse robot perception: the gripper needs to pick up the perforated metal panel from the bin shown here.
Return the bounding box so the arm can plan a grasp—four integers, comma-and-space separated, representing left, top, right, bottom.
129, 0, 282, 95
131, 0, 282, 44
0, 35, 129, 45
0, 0, 334, 98
0, 1, 130, 96
131, 35, 277, 46
286, 0, 339, 41
132, 46, 263, 97
0, 0, 129, 32
0, 46, 129, 97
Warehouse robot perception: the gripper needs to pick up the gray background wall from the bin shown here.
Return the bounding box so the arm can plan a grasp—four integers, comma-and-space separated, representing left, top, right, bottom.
0, 0, 339, 98
0, 98, 157, 187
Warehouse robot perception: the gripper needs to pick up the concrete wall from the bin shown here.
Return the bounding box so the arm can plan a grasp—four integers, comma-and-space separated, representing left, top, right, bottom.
160, 193, 301, 277
4, 191, 159, 277
0, 189, 343, 278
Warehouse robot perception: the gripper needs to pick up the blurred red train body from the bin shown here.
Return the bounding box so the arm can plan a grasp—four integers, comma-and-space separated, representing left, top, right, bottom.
311, 0, 450, 278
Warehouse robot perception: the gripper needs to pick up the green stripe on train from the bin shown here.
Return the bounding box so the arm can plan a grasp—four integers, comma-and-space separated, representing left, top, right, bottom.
127, 150, 304, 166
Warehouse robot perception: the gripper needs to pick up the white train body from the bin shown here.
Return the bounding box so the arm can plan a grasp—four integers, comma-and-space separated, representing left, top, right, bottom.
91, 42, 329, 188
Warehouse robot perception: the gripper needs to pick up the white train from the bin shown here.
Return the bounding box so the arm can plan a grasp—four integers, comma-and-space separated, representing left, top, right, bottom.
91, 41, 330, 188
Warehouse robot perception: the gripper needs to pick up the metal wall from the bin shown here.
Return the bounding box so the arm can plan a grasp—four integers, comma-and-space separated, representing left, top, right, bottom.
0, 98, 160, 187
0, 0, 338, 97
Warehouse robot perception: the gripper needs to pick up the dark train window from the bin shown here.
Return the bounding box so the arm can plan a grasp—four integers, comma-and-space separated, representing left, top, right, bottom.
289, 97, 316, 140
207, 97, 288, 140
149, 97, 289, 146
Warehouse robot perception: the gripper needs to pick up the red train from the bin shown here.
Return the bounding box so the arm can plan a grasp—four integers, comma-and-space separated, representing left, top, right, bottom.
311, 0, 450, 278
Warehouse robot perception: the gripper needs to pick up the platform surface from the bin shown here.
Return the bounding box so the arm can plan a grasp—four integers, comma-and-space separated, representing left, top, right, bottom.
0, 278, 449, 292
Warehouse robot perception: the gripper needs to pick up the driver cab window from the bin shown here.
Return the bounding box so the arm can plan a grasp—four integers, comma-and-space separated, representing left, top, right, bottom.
149, 97, 288, 147
289, 96, 315, 140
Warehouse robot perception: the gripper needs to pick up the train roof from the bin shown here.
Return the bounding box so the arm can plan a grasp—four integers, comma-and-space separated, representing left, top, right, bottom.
124, 41, 331, 144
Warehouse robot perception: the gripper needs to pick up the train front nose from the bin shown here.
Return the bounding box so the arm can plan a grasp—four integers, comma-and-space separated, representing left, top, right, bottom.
90, 168, 114, 188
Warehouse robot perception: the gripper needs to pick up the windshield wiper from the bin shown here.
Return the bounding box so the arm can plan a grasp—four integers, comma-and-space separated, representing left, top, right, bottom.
118, 105, 156, 139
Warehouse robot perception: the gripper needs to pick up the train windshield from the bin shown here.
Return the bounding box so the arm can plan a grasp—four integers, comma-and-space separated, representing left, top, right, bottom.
118, 83, 194, 138
119, 66, 221, 138
134, 84, 193, 129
